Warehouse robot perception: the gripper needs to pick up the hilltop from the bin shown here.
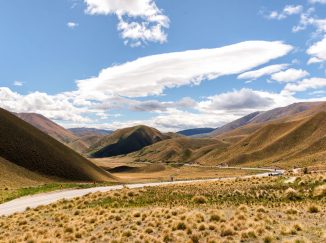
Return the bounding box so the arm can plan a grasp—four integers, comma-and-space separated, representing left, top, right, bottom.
89, 125, 175, 158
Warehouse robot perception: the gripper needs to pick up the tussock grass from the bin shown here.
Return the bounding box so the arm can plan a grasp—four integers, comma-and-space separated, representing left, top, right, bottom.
0, 172, 325, 242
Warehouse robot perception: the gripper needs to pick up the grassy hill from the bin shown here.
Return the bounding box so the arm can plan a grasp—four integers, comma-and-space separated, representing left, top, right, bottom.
0, 108, 115, 182
15, 113, 77, 144
131, 137, 227, 164
121, 102, 326, 169
210, 102, 326, 142
199, 111, 326, 168
0, 156, 56, 188
89, 125, 174, 158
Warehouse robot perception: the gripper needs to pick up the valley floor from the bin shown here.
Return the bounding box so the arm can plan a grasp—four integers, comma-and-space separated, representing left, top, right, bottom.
0, 172, 325, 242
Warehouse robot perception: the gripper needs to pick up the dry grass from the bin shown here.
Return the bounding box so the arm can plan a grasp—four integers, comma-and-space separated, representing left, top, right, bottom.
1, 172, 325, 242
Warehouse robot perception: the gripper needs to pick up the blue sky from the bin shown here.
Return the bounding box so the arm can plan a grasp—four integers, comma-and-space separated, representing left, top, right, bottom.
1, 0, 326, 131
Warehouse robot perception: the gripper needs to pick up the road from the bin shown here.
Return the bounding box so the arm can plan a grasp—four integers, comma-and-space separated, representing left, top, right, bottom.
0, 168, 283, 217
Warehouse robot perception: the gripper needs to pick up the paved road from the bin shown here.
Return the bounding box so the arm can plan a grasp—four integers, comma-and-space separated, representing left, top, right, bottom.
0, 168, 283, 217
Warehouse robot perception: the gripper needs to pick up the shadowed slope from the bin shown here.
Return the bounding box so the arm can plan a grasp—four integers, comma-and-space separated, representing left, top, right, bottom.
0, 156, 56, 188
0, 108, 115, 182
90, 125, 174, 158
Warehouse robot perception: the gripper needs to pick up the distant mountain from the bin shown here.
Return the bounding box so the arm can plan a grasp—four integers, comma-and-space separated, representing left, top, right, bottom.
124, 101, 326, 169
0, 108, 115, 182
69, 127, 113, 137
211, 112, 261, 136
177, 128, 215, 136
199, 111, 326, 168
15, 113, 77, 144
210, 102, 325, 138
89, 125, 174, 158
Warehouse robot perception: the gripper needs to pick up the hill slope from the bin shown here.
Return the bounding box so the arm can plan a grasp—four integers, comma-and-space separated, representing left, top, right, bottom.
0, 108, 115, 182
210, 102, 325, 139
131, 137, 227, 164
15, 113, 77, 144
0, 156, 55, 188
90, 125, 173, 158
199, 111, 326, 168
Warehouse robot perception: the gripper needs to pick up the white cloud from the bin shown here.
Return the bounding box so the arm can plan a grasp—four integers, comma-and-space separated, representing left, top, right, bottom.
76, 41, 293, 98
0, 87, 89, 123
309, 0, 326, 4
237, 64, 288, 80
307, 35, 326, 64
266, 5, 303, 20
84, 0, 169, 46
13, 80, 23, 86
67, 22, 78, 29
282, 78, 326, 94
271, 68, 309, 83
197, 88, 297, 113
292, 8, 326, 33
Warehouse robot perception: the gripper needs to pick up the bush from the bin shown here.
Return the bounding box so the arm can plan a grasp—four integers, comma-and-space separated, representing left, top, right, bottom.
313, 184, 326, 198
308, 205, 319, 213
192, 195, 207, 204
284, 188, 301, 200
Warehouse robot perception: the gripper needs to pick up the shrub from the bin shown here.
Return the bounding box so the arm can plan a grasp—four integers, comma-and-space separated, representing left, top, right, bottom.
176, 222, 187, 230
192, 195, 207, 204
284, 188, 301, 200
210, 214, 221, 222
220, 227, 234, 237
308, 205, 319, 213
313, 184, 326, 198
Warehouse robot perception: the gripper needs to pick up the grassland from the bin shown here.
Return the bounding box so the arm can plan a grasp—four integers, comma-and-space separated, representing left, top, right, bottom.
92, 158, 263, 183
0, 182, 114, 204
1, 172, 325, 242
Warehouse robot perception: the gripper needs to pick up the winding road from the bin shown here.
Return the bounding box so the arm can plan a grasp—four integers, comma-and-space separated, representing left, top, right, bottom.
0, 168, 283, 217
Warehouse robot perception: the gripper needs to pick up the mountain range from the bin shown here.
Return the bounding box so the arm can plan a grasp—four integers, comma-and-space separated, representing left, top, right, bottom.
5, 101, 326, 174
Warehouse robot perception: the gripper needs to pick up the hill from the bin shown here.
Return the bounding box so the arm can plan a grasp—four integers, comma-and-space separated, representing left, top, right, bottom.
69, 127, 113, 137
0, 108, 115, 182
90, 125, 174, 158
131, 137, 227, 164
210, 102, 325, 139
177, 128, 214, 136
0, 156, 55, 188
124, 102, 326, 169
15, 113, 77, 144
199, 111, 326, 168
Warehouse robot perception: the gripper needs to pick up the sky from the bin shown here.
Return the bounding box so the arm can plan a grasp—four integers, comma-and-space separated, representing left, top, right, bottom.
1, 0, 326, 131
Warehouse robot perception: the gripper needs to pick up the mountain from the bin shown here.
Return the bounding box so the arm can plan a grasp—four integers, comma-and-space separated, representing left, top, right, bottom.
124, 102, 326, 169
15, 113, 77, 144
131, 137, 227, 164
210, 102, 325, 139
69, 127, 113, 137
199, 111, 326, 168
177, 128, 215, 136
0, 108, 115, 182
89, 125, 174, 158
211, 112, 261, 136
69, 135, 104, 154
